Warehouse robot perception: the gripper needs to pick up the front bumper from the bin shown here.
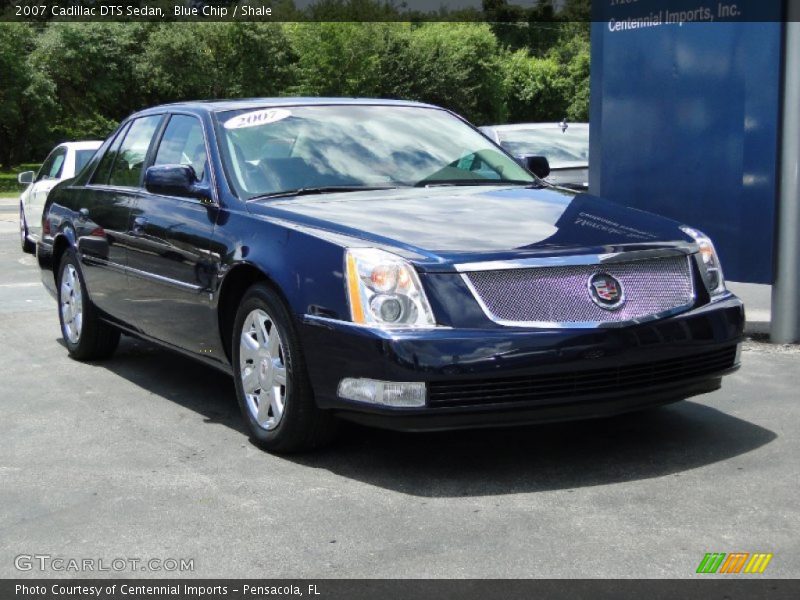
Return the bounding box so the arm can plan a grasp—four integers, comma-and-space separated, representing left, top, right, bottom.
300, 294, 744, 431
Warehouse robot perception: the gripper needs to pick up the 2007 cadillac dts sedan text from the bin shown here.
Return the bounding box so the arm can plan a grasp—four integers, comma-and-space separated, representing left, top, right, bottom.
37, 99, 744, 452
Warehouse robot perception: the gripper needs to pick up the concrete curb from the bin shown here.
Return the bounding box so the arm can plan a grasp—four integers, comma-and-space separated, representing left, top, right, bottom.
745, 319, 771, 336
744, 311, 771, 336
728, 282, 772, 337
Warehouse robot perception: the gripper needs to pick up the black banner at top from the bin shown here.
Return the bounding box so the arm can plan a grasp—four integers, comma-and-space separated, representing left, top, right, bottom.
0, 0, 792, 23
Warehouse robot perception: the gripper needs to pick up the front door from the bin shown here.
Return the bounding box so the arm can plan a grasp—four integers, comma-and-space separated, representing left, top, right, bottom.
124, 114, 220, 355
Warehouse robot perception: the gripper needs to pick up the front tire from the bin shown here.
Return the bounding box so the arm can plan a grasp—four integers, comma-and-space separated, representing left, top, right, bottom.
232, 283, 338, 453
57, 251, 120, 360
20, 205, 34, 254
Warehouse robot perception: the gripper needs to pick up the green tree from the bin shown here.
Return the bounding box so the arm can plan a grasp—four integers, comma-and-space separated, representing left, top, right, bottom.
545, 22, 590, 121
140, 23, 296, 102
2, 17, 591, 164
29, 23, 150, 143
500, 49, 568, 123
0, 23, 55, 167
559, 0, 592, 21
286, 22, 506, 124
285, 22, 391, 97
562, 40, 590, 121
402, 23, 505, 125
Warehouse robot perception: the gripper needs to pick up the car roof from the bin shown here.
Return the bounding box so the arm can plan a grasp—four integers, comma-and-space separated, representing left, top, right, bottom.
57, 141, 103, 151
130, 97, 441, 118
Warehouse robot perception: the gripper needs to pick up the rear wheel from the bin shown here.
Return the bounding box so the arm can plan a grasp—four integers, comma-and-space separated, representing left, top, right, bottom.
19, 205, 34, 254
57, 251, 120, 360
232, 283, 338, 453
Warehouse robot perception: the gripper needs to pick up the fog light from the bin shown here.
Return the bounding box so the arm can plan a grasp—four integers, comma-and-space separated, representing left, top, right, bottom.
337, 378, 426, 407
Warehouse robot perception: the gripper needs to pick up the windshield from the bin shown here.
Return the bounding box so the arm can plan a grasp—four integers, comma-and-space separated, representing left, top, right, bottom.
217, 105, 535, 199
497, 127, 589, 165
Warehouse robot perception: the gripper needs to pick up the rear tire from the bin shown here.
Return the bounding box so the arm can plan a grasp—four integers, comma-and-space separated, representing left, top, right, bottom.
20, 205, 34, 254
232, 283, 338, 453
57, 251, 120, 360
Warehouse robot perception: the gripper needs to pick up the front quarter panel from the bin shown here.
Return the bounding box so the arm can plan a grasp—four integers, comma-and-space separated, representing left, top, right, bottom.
213, 210, 352, 322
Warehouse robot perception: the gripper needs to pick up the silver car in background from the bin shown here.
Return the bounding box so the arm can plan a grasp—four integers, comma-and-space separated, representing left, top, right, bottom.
481, 122, 589, 191
18, 141, 102, 253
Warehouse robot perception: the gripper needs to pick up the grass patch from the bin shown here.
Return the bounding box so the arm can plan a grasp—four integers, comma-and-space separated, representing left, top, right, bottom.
0, 164, 41, 193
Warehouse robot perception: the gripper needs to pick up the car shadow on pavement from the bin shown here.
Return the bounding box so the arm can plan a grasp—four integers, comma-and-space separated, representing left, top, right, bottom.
93, 336, 776, 498
289, 401, 777, 497
291, 404, 776, 497
70, 336, 248, 434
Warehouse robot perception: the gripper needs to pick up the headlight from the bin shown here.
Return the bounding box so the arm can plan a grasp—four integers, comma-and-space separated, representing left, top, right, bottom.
345, 248, 436, 329
680, 226, 726, 296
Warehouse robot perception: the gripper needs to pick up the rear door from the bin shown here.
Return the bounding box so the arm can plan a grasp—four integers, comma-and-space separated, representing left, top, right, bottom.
124, 113, 221, 354
78, 115, 163, 322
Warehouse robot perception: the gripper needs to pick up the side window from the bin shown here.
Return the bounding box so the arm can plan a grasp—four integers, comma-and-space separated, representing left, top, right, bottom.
107, 116, 162, 188
74, 149, 98, 175
91, 123, 131, 185
153, 114, 208, 181
49, 152, 66, 179
35, 152, 56, 183
36, 148, 66, 182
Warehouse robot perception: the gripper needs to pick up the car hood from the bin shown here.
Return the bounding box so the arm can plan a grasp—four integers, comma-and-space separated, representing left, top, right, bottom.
247, 185, 691, 270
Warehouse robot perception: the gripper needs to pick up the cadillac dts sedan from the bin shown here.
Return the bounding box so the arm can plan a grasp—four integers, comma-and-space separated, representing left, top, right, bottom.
37, 99, 744, 452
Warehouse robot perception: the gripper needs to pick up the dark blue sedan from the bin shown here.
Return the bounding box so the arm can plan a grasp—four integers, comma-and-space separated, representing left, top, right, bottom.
37, 99, 744, 452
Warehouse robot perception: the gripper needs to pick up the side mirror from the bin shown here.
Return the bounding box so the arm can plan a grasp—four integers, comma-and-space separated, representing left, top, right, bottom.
17, 171, 35, 185
144, 164, 211, 201
519, 155, 551, 180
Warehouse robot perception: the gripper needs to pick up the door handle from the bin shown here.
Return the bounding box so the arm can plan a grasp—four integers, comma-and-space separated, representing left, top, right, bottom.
132, 216, 148, 235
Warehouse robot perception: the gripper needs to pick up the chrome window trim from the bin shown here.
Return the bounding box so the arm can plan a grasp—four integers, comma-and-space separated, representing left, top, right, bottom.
454, 246, 696, 273
460, 254, 698, 329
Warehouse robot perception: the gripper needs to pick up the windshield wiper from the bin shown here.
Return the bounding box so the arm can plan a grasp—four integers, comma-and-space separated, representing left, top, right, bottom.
247, 185, 404, 201
414, 179, 536, 188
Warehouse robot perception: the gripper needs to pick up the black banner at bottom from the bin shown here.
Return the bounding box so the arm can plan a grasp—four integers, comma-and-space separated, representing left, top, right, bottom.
2, 579, 799, 600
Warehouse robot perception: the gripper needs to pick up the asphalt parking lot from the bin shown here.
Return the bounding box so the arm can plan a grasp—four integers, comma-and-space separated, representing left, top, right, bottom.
0, 203, 798, 579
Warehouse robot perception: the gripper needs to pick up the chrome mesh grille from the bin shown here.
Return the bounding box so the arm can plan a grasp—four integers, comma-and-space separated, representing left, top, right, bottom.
464, 256, 694, 325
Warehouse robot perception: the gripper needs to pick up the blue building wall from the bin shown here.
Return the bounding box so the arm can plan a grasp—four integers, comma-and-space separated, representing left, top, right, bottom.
589, 1, 783, 283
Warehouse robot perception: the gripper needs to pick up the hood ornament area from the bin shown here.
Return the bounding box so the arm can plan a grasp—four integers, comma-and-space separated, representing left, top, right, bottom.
588, 272, 625, 310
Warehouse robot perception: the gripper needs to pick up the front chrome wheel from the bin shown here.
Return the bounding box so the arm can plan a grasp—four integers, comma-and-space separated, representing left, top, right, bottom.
239, 308, 288, 430
232, 283, 338, 452
60, 263, 83, 344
